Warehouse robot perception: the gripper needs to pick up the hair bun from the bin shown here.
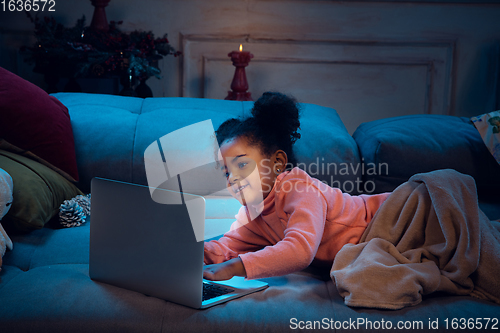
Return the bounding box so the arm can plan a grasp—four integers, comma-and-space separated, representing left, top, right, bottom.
251, 92, 301, 144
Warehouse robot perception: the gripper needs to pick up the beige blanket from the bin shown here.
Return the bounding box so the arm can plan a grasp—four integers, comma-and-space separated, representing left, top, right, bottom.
330, 169, 500, 310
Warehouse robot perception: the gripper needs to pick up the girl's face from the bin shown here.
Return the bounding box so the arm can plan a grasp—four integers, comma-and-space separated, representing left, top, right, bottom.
219, 136, 279, 207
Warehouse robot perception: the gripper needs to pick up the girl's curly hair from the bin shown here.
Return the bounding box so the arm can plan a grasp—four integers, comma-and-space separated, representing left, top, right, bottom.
215, 92, 301, 168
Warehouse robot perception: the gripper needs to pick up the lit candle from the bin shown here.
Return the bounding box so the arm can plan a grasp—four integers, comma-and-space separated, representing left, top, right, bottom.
225, 44, 254, 101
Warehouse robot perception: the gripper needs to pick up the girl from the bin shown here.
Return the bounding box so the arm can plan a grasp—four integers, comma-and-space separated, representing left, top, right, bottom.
203, 92, 391, 281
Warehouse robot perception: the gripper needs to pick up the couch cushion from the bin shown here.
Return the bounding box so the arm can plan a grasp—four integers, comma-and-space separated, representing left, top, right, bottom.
0, 264, 167, 332
7, 224, 90, 271
54, 94, 361, 194
2, 195, 239, 271
353, 115, 500, 196
134, 98, 246, 196
0, 67, 79, 181
1, 259, 499, 333
0, 150, 83, 232
50, 93, 144, 193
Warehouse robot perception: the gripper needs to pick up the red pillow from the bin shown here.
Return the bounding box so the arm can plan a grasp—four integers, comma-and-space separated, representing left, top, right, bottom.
0, 67, 79, 181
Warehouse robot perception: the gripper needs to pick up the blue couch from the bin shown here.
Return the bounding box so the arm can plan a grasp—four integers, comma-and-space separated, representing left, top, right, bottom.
1, 93, 499, 332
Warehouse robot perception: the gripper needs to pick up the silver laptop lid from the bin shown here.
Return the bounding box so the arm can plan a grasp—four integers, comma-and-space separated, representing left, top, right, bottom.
89, 177, 206, 309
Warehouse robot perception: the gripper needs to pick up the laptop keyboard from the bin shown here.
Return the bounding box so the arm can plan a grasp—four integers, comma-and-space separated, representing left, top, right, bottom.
202, 281, 234, 301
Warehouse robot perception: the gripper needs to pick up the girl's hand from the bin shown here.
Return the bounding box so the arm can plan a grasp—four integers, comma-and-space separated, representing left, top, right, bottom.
203, 257, 246, 281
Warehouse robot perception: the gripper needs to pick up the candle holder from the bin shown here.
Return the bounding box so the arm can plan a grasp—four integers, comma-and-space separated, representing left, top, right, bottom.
225, 48, 254, 101
90, 0, 111, 32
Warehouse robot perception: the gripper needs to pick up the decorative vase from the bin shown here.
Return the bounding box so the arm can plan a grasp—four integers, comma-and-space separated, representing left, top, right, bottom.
64, 78, 82, 93
135, 79, 153, 98
44, 72, 59, 94
90, 0, 111, 32
119, 72, 137, 97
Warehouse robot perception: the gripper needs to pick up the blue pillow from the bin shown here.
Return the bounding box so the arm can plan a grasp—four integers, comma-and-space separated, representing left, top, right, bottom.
353, 114, 500, 196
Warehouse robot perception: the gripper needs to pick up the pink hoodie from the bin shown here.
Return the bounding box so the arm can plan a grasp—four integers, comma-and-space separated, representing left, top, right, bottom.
204, 167, 391, 279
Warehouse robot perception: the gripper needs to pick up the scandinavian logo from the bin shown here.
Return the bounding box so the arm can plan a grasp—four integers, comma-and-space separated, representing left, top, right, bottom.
144, 120, 227, 242
144, 119, 264, 242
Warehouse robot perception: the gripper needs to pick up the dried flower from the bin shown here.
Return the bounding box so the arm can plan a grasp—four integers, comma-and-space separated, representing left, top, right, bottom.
22, 12, 181, 80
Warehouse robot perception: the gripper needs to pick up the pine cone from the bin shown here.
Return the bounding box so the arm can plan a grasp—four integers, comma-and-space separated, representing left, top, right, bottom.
73, 194, 91, 216
59, 200, 87, 228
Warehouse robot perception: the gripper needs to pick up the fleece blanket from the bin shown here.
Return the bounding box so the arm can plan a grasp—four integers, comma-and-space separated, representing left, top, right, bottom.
330, 169, 500, 310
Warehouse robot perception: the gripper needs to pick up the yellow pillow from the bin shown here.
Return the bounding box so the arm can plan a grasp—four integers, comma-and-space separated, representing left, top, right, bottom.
0, 150, 83, 232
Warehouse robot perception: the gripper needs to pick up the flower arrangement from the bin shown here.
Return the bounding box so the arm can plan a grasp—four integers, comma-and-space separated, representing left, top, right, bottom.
22, 12, 180, 81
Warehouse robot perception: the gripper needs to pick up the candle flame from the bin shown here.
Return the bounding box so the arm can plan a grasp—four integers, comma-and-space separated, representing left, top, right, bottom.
239, 44, 243, 52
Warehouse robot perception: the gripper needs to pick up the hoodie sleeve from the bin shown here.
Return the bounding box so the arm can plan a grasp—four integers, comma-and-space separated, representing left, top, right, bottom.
204, 206, 271, 264
238, 180, 328, 279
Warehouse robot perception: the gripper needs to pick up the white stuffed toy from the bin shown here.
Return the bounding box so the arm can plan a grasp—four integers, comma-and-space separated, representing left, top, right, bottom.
0, 168, 14, 265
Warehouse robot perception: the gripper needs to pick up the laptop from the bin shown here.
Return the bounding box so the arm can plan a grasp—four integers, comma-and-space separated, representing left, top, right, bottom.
89, 177, 268, 309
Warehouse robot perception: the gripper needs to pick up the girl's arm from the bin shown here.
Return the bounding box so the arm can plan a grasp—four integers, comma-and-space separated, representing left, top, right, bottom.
204, 206, 272, 265
203, 225, 271, 281
239, 180, 328, 279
